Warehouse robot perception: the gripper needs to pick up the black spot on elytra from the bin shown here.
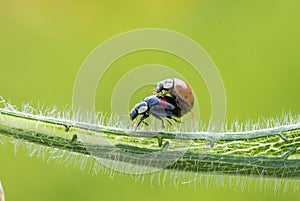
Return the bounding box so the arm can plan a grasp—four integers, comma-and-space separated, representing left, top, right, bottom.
189, 91, 192, 95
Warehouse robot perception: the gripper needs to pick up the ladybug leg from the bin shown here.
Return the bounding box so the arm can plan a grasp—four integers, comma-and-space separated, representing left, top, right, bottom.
190, 110, 195, 123
165, 117, 173, 125
161, 119, 165, 129
166, 117, 178, 130
151, 113, 165, 129
170, 117, 181, 123
142, 121, 149, 126
135, 113, 149, 130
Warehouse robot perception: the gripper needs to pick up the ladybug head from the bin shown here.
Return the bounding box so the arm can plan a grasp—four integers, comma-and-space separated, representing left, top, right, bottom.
155, 83, 164, 93
155, 79, 174, 93
130, 101, 148, 121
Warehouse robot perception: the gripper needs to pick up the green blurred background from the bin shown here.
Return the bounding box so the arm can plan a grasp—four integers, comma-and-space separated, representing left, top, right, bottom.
1, 0, 300, 200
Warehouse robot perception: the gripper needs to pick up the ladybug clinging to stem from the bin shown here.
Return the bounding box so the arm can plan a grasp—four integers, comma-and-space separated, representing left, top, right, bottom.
130, 78, 194, 130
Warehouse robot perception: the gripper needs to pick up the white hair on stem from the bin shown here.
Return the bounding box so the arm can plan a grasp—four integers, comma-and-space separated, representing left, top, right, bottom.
0, 96, 299, 194
0, 182, 4, 201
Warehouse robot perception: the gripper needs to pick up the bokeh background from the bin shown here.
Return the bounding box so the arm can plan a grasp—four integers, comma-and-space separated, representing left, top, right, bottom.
1, 0, 300, 200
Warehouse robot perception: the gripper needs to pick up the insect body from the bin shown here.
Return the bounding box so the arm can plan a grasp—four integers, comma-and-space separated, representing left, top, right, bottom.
155, 78, 194, 115
130, 95, 181, 129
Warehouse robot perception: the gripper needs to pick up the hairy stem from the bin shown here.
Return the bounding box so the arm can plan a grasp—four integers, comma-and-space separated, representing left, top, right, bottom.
0, 108, 299, 178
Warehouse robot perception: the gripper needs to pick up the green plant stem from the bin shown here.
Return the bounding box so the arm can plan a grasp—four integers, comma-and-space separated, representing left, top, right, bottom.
0, 108, 299, 178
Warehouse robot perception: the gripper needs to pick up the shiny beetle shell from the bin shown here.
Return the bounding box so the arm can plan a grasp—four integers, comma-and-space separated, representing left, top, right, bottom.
155, 78, 194, 115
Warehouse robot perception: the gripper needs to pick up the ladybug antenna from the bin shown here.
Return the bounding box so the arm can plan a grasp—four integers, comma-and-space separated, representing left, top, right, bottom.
131, 119, 136, 125
150, 89, 156, 95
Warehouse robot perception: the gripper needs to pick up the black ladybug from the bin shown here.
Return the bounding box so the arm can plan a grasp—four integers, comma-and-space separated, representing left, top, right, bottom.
130, 95, 181, 129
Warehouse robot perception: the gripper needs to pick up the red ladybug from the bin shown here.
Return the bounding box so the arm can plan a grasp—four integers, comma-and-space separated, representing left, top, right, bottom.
155, 78, 194, 115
